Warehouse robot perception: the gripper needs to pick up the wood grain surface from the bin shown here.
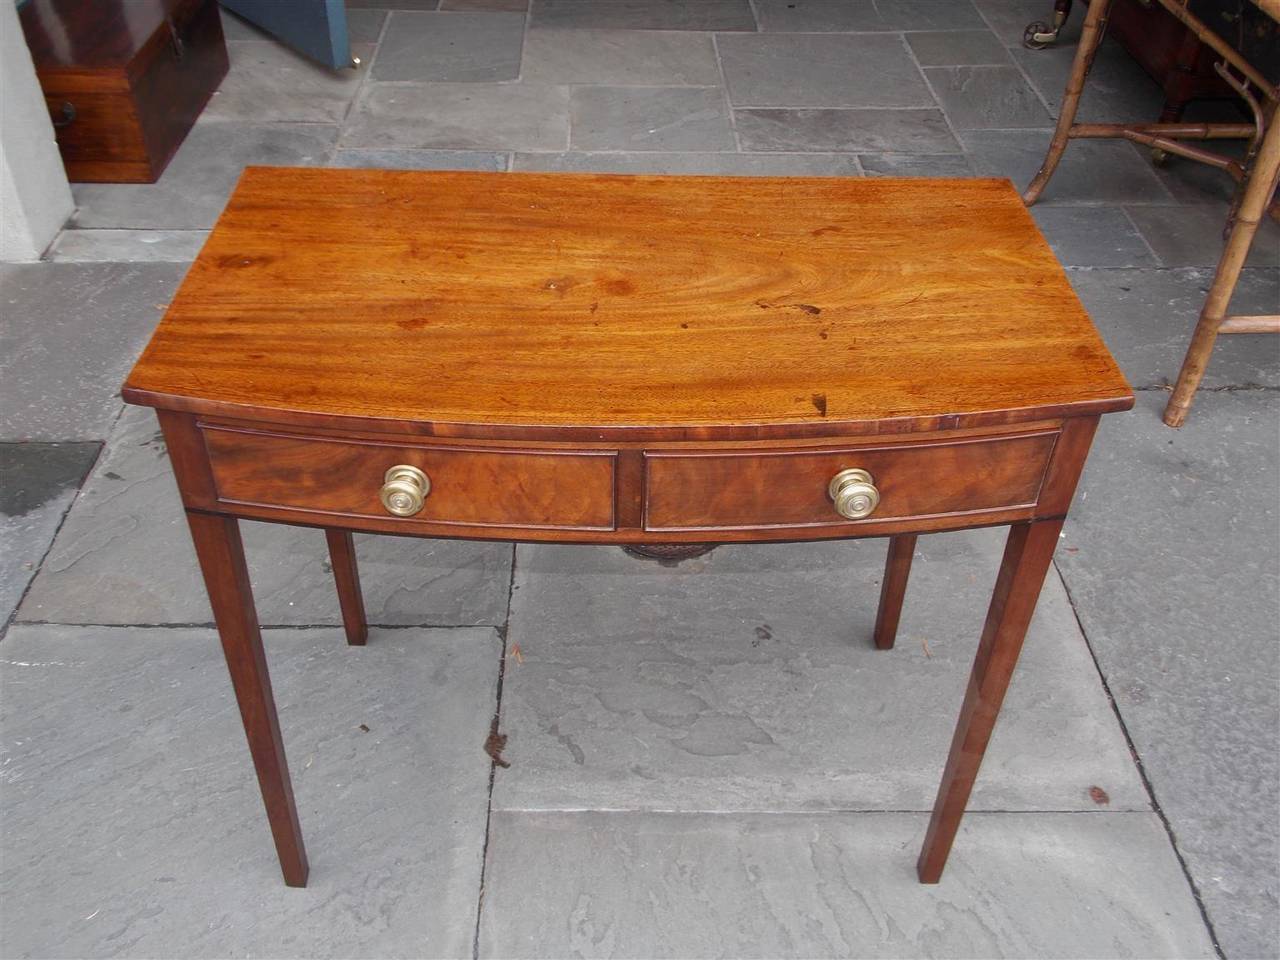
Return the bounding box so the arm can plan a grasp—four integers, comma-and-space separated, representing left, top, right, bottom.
642, 429, 1056, 530
130, 169, 1136, 888
21, 0, 228, 182
123, 169, 1133, 438
202, 423, 618, 531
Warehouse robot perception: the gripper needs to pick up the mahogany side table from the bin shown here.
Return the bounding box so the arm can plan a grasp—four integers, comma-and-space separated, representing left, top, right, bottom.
122, 168, 1134, 887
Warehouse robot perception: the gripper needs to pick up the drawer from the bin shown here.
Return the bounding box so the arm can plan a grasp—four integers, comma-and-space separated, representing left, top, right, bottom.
643, 430, 1058, 531
202, 425, 617, 531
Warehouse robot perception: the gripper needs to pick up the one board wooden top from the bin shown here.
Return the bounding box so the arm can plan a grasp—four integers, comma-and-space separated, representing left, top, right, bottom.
124, 168, 1133, 440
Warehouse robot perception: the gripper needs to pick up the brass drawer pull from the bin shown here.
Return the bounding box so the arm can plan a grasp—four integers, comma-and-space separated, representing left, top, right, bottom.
379, 465, 429, 516
829, 468, 880, 520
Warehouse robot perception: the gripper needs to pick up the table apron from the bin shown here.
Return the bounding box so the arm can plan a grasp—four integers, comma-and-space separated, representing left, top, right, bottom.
157, 411, 1098, 545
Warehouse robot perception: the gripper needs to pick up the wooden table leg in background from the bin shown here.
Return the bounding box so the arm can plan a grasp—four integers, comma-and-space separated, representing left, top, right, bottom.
873, 534, 917, 650
325, 529, 368, 646
917, 519, 1064, 883
187, 511, 309, 887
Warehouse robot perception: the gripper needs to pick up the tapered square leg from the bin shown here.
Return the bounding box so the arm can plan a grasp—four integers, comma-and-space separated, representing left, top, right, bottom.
325, 529, 368, 646
917, 519, 1063, 883
873, 534, 916, 650
187, 511, 309, 887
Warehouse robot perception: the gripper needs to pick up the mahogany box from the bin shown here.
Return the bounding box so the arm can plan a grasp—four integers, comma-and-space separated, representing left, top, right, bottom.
19, 0, 230, 183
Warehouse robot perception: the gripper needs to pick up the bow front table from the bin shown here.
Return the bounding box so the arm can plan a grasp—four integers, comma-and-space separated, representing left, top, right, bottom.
122, 168, 1134, 887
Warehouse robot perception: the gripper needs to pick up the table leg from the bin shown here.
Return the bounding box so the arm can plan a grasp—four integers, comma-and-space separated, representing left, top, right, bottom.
872, 534, 916, 650
325, 529, 368, 646
917, 519, 1063, 883
187, 511, 309, 887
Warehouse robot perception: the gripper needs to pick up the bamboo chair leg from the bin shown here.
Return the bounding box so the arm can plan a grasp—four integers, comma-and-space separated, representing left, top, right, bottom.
1022, 0, 1113, 206
1164, 111, 1280, 428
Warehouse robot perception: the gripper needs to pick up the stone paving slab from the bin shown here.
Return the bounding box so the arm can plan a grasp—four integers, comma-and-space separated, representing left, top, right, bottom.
47, 230, 210, 263
922, 65, 1049, 129
521, 27, 720, 85
372, 11, 525, 81
343, 83, 569, 152
1123, 204, 1280, 269
1066, 266, 1280, 391
218, 6, 270, 40
530, 0, 756, 31
348, 8, 391, 42
570, 86, 735, 152
858, 153, 972, 177
961, 128, 1174, 204
0, 624, 499, 959
512, 151, 860, 175
876, 0, 986, 31
716, 33, 935, 109
1012, 38, 1166, 126
330, 148, 509, 170
446, 0, 527, 8
1057, 390, 1280, 960
0, 263, 187, 442
905, 29, 1009, 66
1031, 207, 1158, 268
736, 108, 958, 154
492, 528, 1147, 813
204, 40, 375, 123
753, 0, 889, 32
477, 810, 1215, 959
0, 442, 100, 625
71, 122, 338, 230
18, 406, 513, 628
1145, 144, 1242, 206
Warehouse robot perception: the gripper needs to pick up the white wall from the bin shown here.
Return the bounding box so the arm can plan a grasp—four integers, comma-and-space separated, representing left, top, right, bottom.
1, 0, 72, 262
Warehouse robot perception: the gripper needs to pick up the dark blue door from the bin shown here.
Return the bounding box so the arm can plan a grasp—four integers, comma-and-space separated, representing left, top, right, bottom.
220, 0, 351, 69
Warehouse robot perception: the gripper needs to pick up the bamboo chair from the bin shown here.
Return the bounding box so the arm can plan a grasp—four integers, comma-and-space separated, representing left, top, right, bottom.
1021, 0, 1280, 427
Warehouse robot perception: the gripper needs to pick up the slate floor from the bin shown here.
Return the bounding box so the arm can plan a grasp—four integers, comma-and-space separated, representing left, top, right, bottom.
2, 1, 1278, 957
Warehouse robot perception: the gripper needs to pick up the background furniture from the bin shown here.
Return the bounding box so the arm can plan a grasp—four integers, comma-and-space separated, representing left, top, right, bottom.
122, 168, 1133, 888
19, 0, 229, 183
1025, 0, 1280, 131
1022, 0, 1280, 426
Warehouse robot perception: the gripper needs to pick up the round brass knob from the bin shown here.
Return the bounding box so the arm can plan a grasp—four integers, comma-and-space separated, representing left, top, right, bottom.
828, 468, 880, 520
379, 464, 430, 517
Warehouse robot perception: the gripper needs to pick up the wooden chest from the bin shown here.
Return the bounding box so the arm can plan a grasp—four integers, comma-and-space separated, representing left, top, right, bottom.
19, 0, 229, 183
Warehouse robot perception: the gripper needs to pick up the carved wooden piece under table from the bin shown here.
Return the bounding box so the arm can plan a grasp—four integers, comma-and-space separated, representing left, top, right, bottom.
122, 168, 1134, 887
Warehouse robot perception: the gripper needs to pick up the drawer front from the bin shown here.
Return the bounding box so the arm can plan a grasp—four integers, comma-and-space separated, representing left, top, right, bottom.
203, 426, 616, 531
644, 431, 1057, 531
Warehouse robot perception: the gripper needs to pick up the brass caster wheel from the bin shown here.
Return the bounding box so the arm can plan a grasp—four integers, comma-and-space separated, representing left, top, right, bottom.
1150, 147, 1169, 167
1022, 21, 1057, 49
